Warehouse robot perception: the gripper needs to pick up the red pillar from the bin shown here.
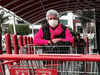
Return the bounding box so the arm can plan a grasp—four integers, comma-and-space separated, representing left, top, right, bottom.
5, 33, 12, 67
23, 36, 27, 54
5, 33, 12, 54
73, 36, 75, 44
27, 36, 30, 54
27, 36, 30, 44
30, 37, 34, 54
86, 37, 89, 54
12, 34, 19, 54
23, 36, 27, 46
18, 35, 23, 54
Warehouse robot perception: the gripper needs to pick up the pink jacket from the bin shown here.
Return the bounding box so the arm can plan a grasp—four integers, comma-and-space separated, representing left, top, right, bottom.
33, 23, 74, 45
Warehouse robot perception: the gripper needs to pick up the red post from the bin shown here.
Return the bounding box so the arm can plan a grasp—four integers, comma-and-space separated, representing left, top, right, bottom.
27, 36, 30, 44
23, 36, 27, 46
30, 37, 34, 54
18, 35, 23, 54
12, 34, 19, 54
30, 37, 33, 44
27, 36, 30, 54
5, 33, 12, 67
86, 37, 89, 54
73, 36, 75, 41
5, 33, 12, 54
23, 36, 28, 54
0, 35, 3, 54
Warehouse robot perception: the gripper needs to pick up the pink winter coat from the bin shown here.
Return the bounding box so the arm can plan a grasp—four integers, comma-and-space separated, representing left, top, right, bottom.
33, 23, 74, 45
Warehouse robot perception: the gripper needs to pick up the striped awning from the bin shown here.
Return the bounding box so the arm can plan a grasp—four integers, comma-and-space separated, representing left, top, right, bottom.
0, 0, 100, 24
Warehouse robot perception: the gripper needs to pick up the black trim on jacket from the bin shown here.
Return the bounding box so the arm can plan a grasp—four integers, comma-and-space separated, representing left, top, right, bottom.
42, 23, 66, 40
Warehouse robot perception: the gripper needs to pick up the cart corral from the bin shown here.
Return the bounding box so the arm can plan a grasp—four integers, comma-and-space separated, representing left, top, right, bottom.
0, 33, 99, 75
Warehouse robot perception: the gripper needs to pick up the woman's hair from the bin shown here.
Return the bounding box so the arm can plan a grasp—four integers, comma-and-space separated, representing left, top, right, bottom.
46, 9, 60, 20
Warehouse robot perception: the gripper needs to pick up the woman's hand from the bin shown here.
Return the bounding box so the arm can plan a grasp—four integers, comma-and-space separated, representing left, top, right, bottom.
48, 40, 52, 45
51, 38, 61, 44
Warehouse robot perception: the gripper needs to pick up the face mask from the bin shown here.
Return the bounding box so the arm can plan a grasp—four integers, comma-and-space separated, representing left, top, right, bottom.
48, 20, 58, 27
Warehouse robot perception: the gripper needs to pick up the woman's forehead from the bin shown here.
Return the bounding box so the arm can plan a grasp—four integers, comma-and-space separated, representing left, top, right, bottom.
48, 15, 57, 18
48, 15, 57, 20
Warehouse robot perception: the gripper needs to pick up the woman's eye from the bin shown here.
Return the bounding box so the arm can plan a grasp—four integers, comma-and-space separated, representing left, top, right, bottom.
53, 18, 57, 20
49, 18, 57, 20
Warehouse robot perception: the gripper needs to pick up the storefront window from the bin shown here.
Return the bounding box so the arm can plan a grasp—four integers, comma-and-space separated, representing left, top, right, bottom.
60, 20, 68, 25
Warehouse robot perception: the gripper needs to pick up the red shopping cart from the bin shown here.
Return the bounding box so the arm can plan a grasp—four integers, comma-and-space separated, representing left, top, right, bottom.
0, 54, 99, 75
21, 44, 74, 54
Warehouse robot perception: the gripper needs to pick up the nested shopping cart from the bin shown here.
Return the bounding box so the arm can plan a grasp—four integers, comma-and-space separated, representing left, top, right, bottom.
21, 44, 74, 54
0, 44, 99, 75
0, 54, 99, 75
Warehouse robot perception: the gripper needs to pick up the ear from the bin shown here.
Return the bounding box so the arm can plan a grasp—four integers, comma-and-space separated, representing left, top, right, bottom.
47, 20, 49, 23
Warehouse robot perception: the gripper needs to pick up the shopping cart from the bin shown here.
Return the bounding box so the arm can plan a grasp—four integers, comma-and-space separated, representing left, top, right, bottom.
0, 44, 99, 75
21, 44, 75, 70
20, 44, 98, 75
0, 54, 99, 75
21, 44, 74, 54
74, 46, 87, 54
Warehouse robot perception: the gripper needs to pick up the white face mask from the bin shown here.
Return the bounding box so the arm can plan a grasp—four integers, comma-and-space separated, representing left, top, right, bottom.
48, 20, 58, 27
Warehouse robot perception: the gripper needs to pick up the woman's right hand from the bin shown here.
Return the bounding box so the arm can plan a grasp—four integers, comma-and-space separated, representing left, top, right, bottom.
48, 40, 52, 45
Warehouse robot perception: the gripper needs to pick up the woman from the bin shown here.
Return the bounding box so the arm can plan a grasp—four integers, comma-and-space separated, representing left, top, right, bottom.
33, 9, 74, 45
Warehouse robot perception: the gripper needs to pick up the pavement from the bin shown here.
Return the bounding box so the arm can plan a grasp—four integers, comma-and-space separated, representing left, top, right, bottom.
89, 45, 94, 54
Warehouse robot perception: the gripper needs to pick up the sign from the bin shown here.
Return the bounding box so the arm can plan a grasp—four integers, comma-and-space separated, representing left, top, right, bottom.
10, 68, 58, 75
